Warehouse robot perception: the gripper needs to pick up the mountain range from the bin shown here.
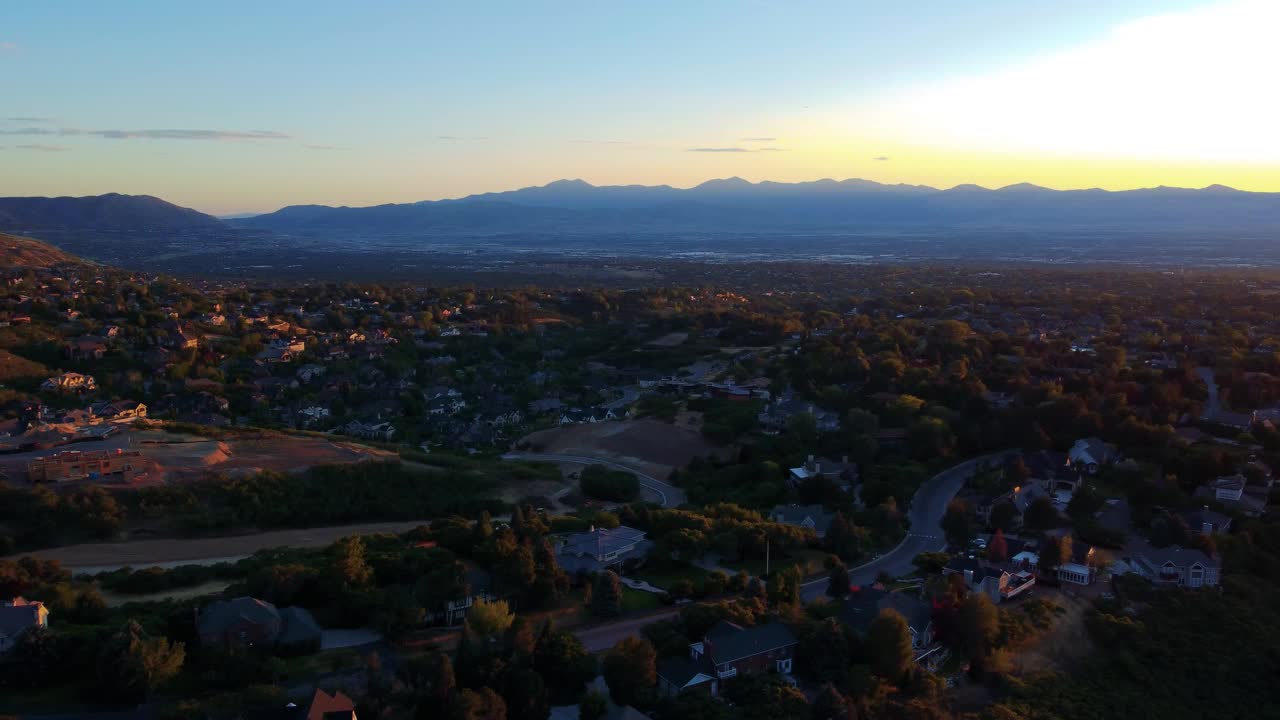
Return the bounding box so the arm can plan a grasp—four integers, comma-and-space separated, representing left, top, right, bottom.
2, 179, 1279, 238
235, 178, 1280, 234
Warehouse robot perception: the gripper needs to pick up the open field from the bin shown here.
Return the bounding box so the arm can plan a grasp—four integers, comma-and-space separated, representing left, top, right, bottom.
520, 419, 731, 479
4, 519, 432, 572
0, 425, 396, 485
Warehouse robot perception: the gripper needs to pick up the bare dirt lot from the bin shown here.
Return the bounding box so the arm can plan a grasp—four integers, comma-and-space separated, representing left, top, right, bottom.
6, 519, 432, 572
521, 419, 732, 478
0, 426, 395, 485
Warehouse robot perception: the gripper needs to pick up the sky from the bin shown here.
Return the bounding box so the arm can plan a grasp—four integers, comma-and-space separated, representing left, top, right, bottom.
2, 0, 1277, 215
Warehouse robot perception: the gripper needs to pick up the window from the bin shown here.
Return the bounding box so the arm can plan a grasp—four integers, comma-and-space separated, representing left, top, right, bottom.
777, 658, 792, 673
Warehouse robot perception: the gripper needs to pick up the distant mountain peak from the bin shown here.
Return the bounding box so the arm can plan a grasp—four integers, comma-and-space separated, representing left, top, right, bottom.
542, 178, 595, 189
997, 182, 1053, 193
946, 183, 991, 192
696, 176, 753, 190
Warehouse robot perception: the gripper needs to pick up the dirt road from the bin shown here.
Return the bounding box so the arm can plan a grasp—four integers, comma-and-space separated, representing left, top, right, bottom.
5, 520, 434, 573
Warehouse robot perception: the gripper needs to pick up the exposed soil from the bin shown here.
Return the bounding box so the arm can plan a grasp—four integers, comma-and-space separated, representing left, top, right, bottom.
521, 418, 731, 478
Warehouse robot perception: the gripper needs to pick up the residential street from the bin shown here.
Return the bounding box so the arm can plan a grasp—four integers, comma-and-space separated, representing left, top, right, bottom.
800, 451, 1016, 601
502, 451, 687, 506
572, 609, 681, 652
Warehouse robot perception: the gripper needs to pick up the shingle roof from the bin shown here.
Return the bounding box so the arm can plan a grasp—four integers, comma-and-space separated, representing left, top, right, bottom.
197, 596, 280, 636
705, 621, 797, 663
656, 656, 711, 688
0, 599, 44, 639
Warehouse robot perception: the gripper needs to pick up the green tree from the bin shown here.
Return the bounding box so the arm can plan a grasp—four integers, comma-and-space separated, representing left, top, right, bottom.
941, 499, 972, 546
329, 535, 374, 588
1023, 497, 1060, 532
769, 565, 802, 607
96, 621, 186, 702
827, 562, 851, 598
466, 598, 514, 638
534, 623, 597, 704
800, 617, 852, 685
603, 636, 657, 707
723, 673, 810, 720
811, 683, 857, 720
958, 593, 1000, 665
450, 688, 507, 720
865, 609, 913, 684
503, 667, 550, 720
592, 570, 623, 619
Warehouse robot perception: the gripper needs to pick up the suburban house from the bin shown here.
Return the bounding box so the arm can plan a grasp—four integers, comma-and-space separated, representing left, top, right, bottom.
1123, 540, 1221, 588
556, 525, 652, 574
1184, 507, 1232, 535
1068, 437, 1119, 475
41, 372, 97, 393
195, 596, 322, 652
430, 567, 500, 627
842, 587, 936, 660
342, 420, 396, 441
769, 504, 834, 538
92, 399, 147, 420
0, 597, 49, 654
787, 454, 858, 491
657, 621, 798, 697
942, 556, 1035, 603
1194, 475, 1269, 516
757, 389, 841, 433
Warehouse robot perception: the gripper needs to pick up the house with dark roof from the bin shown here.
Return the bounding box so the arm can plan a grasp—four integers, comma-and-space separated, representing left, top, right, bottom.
1068, 438, 1118, 475
942, 556, 1035, 603
1122, 539, 1221, 588
0, 597, 48, 654
769, 504, 833, 538
557, 525, 652, 574
657, 621, 798, 697
787, 455, 858, 490
196, 596, 322, 652
1194, 475, 1269, 517
841, 587, 936, 659
1183, 507, 1232, 535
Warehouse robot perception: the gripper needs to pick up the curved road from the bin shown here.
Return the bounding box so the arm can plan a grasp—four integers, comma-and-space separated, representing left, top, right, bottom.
800, 450, 1015, 601
502, 451, 686, 506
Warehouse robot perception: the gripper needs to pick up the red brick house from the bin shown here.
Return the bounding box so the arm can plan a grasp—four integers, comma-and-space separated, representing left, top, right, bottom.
657, 621, 797, 697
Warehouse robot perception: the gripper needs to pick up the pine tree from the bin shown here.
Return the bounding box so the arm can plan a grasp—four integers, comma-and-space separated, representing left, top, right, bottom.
591, 570, 622, 618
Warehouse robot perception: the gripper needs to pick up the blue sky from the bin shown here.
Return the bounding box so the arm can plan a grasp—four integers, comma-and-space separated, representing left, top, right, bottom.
2, 0, 1273, 214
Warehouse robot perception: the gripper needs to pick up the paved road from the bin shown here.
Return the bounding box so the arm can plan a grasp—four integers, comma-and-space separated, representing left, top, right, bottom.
502, 452, 686, 506
573, 610, 680, 652
800, 451, 1015, 602
1197, 366, 1221, 417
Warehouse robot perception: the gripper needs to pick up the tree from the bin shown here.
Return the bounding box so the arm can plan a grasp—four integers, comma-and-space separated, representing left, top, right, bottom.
602, 636, 657, 707
958, 593, 1000, 665
941, 500, 972, 546
96, 621, 186, 702
580, 690, 608, 720
769, 565, 802, 607
1038, 534, 1064, 573
592, 570, 623, 619
865, 609, 913, 684
723, 673, 810, 720
989, 502, 1019, 533
451, 688, 507, 720
398, 652, 456, 710
812, 683, 857, 720
986, 529, 1008, 563
534, 624, 597, 704
799, 618, 851, 684
466, 598, 514, 637
329, 535, 374, 588
1023, 497, 1060, 532
827, 562, 851, 599
504, 667, 550, 720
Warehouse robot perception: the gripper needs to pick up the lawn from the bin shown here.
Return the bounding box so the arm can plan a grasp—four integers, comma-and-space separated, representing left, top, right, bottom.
621, 587, 664, 612
630, 564, 708, 590
722, 547, 830, 578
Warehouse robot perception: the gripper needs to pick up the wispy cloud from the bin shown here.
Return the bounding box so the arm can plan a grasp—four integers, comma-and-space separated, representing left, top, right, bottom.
0, 41, 18, 55
5, 117, 52, 123
873, 155, 890, 161
740, 137, 776, 142
688, 146, 788, 153
17, 144, 67, 152
569, 139, 627, 145
436, 135, 487, 141
88, 129, 290, 140
303, 144, 346, 151
0, 127, 57, 136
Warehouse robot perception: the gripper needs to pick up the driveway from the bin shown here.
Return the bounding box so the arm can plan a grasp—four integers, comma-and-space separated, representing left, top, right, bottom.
800, 451, 1016, 601
502, 452, 686, 506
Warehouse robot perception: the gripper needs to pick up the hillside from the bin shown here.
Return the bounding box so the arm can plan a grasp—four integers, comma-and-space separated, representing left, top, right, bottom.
236, 178, 1280, 235
0, 193, 224, 232
0, 232, 87, 267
